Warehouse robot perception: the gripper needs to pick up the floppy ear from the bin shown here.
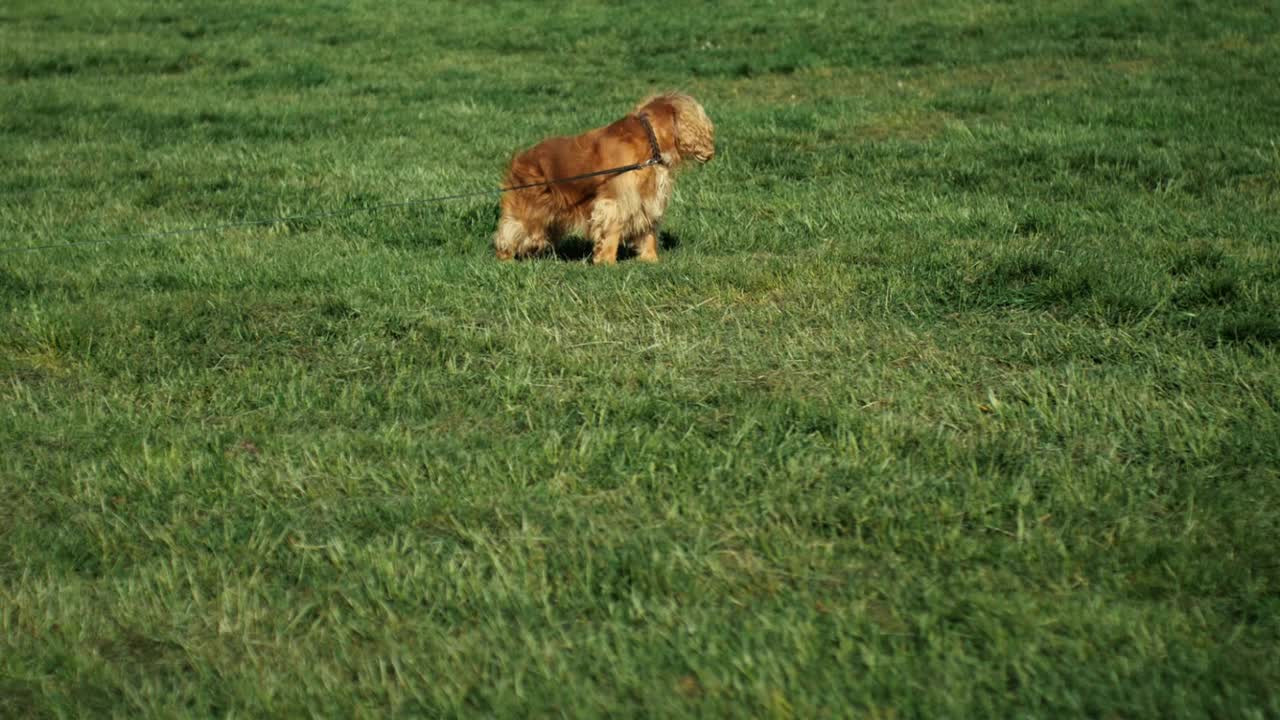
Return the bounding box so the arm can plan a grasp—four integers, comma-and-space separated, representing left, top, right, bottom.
671, 98, 715, 164
635, 92, 715, 165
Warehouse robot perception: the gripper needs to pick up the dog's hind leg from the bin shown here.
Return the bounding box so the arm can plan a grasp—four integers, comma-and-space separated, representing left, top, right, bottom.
493, 215, 522, 260
494, 215, 549, 260
589, 200, 623, 265
518, 230, 550, 258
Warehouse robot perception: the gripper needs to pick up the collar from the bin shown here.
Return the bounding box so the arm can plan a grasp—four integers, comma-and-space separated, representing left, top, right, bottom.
637, 112, 666, 166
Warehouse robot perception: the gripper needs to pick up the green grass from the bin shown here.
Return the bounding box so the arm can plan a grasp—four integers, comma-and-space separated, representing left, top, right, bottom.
3, 0, 1279, 716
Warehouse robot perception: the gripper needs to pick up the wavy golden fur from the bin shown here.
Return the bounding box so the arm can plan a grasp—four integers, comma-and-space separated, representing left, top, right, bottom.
493, 92, 714, 263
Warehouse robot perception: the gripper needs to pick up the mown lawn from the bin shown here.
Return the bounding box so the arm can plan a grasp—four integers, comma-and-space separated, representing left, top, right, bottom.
2, 1, 1279, 716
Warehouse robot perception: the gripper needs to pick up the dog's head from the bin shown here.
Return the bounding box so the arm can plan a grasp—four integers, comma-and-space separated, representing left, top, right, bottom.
636, 92, 715, 166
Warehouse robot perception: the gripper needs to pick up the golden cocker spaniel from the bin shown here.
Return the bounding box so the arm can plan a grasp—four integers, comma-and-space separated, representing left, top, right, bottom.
494, 92, 714, 264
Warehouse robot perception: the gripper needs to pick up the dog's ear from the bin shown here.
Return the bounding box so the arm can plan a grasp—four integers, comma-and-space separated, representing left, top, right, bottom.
638, 93, 714, 165
670, 96, 714, 164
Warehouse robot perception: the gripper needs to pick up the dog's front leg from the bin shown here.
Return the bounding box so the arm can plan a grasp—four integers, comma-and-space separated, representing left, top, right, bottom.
633, 231, 659, 263
592, 231, 620, 265
589, 200, 622, 265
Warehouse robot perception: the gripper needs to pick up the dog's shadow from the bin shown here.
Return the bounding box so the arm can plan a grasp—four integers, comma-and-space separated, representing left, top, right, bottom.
552, 230, 682, 262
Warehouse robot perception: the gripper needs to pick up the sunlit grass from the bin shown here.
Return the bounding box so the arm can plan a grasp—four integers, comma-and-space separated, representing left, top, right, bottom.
2, 1, 1278, 717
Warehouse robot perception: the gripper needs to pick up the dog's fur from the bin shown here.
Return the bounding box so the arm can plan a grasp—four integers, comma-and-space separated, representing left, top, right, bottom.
493, 92, 714, 264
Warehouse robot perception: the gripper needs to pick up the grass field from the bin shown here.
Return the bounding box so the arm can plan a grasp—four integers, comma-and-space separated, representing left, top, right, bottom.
3, 0, 1279, 716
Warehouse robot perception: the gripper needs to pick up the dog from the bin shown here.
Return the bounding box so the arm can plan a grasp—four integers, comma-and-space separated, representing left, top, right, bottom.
493, 92, 714, 264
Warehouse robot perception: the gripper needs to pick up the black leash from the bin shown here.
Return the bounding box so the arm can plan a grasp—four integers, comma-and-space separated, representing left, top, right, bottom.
1, 124, 666, 257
